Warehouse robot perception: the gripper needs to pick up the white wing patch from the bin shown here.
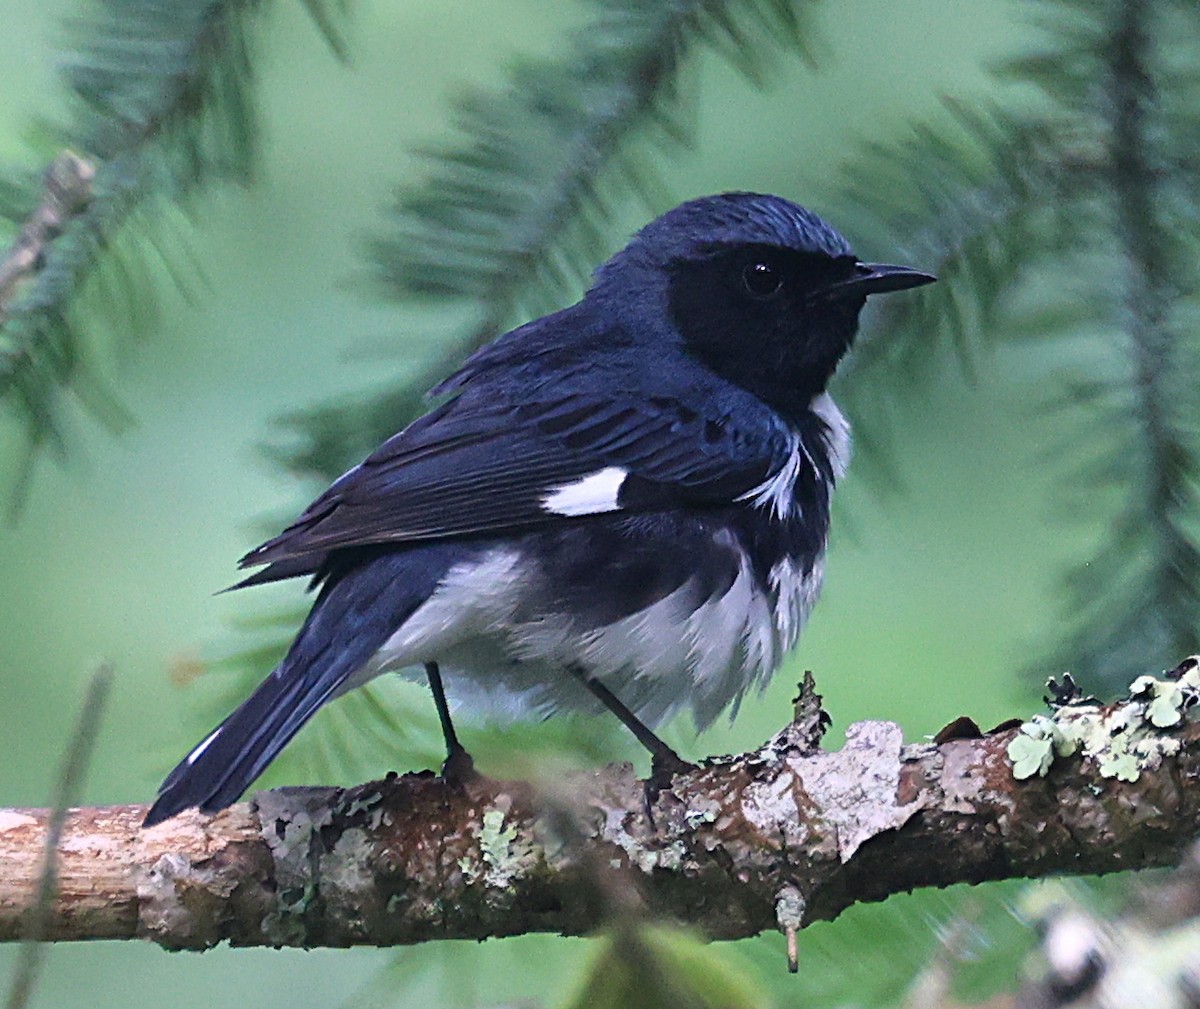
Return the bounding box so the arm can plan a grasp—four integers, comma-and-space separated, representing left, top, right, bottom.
541, 466, 628, 517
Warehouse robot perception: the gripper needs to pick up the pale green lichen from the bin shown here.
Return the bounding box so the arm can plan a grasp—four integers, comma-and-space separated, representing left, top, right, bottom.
471, 805, 543, 890
774, 884, 806, 931
602, 811, 686, 873
1009, 725, 1056, 779
1007, 664, 1200, 782
683, 801, 719, 830
339, 790, 384, 821
253, 787, 340, 946
479, 808, 519, 883
322, 827, 376, 896
640, 838, 688, 873
1130, 675, 1190, 728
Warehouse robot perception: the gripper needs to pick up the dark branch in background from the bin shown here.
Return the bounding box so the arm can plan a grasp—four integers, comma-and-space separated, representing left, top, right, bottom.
0, 153, 96, 326
831, 0, 1200, 690
1070, 0, 1200, 678
272, 0, 822, 481
0, 0, 348, 488
1, 665, 1198, 952
3, 664, 112, 1009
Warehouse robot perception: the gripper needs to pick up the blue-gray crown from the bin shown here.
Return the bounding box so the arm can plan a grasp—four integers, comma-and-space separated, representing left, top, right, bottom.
621, 192, 854, 268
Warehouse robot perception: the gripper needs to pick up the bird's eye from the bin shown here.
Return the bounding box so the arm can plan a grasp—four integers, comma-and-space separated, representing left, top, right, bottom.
741, 261, 782, 299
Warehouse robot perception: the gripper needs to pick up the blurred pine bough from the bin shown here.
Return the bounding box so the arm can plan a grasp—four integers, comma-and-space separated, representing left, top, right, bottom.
2, 0, 1197, 692
1, 0, 1199, 1006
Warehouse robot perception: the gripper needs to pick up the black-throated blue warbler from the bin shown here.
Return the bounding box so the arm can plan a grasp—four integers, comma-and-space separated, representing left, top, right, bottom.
144, 192, 934, 826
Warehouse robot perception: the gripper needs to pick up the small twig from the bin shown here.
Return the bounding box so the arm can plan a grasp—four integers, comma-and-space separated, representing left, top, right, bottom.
791, 670, 830, 752
0, 152, 95, 325
4, 664, 113, 1009
775, 885, 806, 973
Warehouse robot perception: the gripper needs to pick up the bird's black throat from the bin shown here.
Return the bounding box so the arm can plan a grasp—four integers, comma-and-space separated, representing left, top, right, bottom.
666, 246, 863, 424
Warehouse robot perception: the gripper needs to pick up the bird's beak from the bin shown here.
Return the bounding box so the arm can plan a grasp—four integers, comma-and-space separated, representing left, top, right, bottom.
822, 262, 937, 300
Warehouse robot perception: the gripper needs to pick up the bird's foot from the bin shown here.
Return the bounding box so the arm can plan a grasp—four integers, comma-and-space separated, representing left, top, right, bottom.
650, 748, 697, 787
440, 744, 477, 789
642, 749, 698, 822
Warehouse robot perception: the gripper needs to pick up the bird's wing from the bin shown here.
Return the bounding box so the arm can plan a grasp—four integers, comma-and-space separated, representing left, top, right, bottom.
240, 389, 793, 570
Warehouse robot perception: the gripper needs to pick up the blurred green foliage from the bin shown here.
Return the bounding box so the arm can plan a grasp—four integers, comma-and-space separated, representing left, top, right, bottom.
558, 926, 770, 1009
2, 0, 1197, 1007
0, 0, 349, 492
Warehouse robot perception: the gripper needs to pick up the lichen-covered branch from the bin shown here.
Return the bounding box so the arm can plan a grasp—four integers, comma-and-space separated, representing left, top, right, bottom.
1, 666, 1199, 951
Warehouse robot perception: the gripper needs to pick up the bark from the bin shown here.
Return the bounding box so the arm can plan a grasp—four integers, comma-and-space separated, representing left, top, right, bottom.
1, 669, 1199, 951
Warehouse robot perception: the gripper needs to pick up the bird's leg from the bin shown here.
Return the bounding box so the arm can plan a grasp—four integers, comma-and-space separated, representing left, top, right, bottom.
426, 661, 475, 785
569, 667, 696, 790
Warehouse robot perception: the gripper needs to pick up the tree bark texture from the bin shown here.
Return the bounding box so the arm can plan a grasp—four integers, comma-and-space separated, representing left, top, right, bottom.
1, 669, 1198, 951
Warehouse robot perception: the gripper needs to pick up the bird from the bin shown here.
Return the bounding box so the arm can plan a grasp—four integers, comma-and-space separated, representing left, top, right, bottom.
143, 192, 934, 827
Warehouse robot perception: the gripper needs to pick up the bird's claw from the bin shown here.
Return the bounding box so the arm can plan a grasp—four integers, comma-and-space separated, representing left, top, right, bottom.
642, 750, 698, 822
440, 744, 477, 788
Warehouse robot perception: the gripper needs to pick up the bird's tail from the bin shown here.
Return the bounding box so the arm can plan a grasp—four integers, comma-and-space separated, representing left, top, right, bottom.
143, 548, 439, 827
142, 660, 347, 826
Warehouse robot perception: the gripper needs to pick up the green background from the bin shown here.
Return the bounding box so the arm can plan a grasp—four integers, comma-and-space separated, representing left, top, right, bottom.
0, 1, 1086, 1005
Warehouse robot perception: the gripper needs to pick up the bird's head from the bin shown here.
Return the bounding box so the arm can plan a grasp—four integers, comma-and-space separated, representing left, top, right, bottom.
594, 192, 935, 419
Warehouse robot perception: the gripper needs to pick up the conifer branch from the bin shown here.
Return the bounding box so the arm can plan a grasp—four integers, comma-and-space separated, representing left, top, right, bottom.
835, 0, 1200, 688
0, 153, 96, 328
0, 0, 347, 467
836, 109, 1081, 382
1083, 0, 1200, 670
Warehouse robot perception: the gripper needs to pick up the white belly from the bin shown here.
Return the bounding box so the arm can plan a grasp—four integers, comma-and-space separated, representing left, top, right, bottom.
353, 540, 824, 731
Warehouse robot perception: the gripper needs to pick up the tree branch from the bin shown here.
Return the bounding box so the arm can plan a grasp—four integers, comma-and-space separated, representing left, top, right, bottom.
0, 152, 96, 328
1, 666, 1199, 951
